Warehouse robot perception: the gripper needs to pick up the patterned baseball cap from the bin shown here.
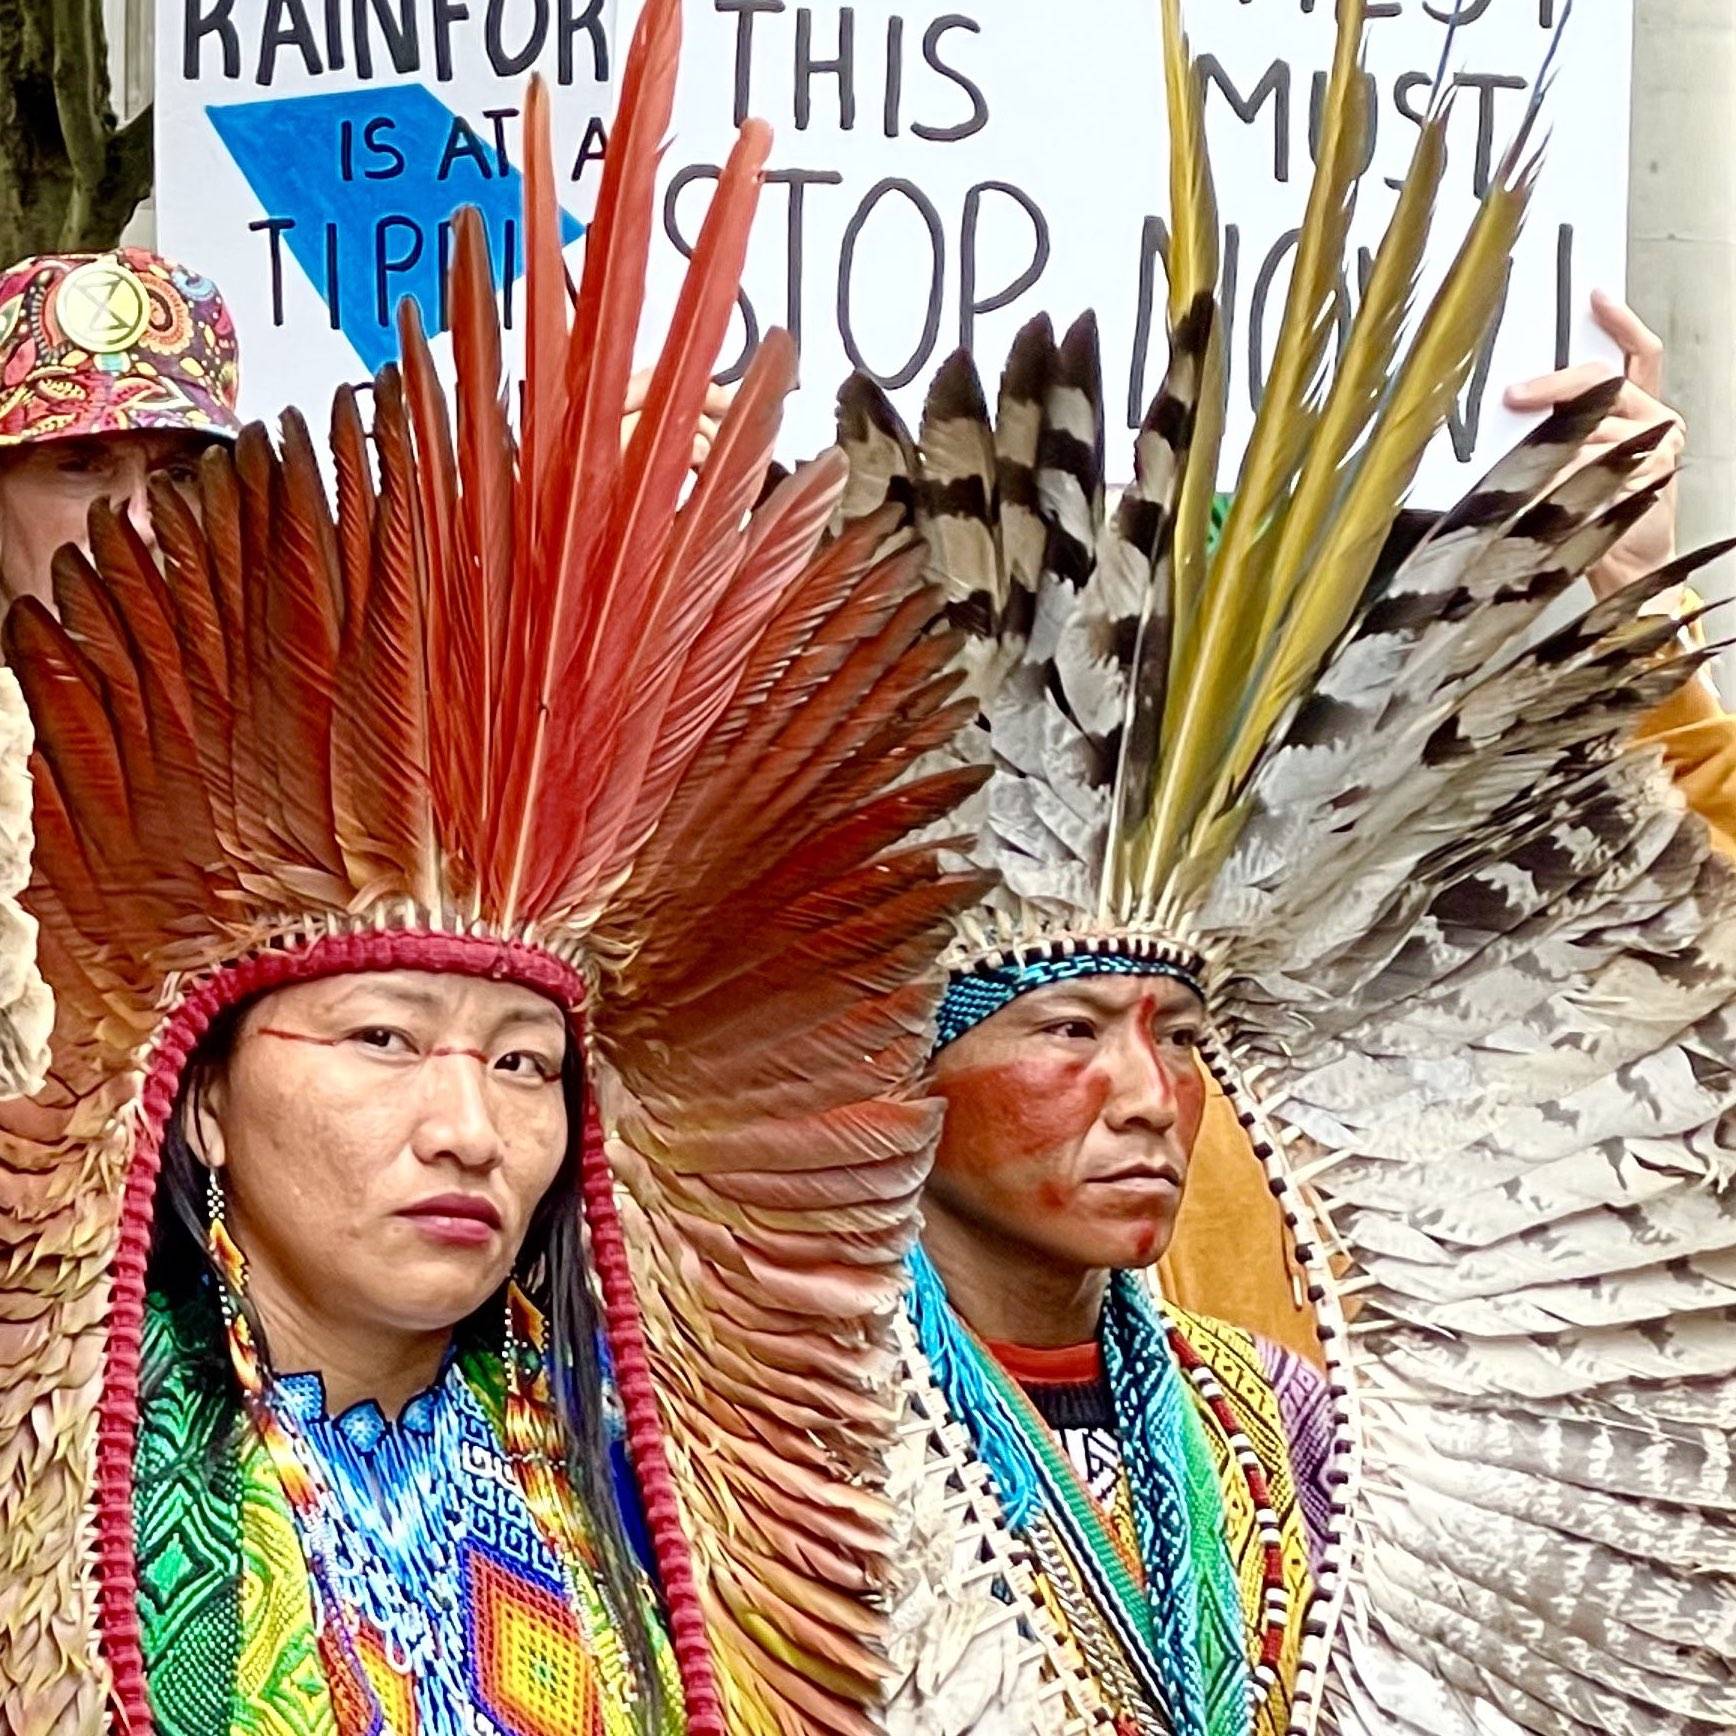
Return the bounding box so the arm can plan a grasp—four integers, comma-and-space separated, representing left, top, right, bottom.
0, 247, 240, 446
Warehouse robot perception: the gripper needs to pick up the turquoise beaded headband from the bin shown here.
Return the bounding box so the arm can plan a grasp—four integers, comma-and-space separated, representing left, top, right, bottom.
934, 949, 1208, 1054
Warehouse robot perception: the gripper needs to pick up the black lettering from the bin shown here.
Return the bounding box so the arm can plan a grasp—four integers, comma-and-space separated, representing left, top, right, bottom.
839, 178, 943, 389
185, 0, 240, 79
796, 7, 856, 131
364, 116, 406, 178
484, 107, 517, 174
883, 14, 903, 137
716, 0, 785, 127
1387, 70, 1433, 191
502, 219, 518, 328
438, 219, 453, 331
1200, 55, 1291, 182
1127, 216, 1165, 430
376, 217, 424, 327
571, 115, 609, 182
914, 16, 987, 143
350, 0, 419, 78
960, 182, 1048, 349
1426, 0, 1493, 19
1249, 228, 1300, 409
431, 0, 470, 79
259, 0, 322, 82
324, 223, 341, 327
560, 0, 608, 83
438, 116, 494, 180
249, 217, 297, 324
1555, 223, 1573, 370
487, 0, 547, 75
1455, 71, 1527, 198
666, 164, 759, 378
765, 167, 843, 348
324, 0, 345, 67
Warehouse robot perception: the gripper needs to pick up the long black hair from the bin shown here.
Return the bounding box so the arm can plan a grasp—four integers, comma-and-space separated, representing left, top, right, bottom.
145, 1004, 667, 1729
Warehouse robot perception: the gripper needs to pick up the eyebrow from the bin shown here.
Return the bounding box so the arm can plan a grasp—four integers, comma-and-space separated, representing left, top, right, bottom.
1024, 982, 1204, 1019
311, 981, 565, 1037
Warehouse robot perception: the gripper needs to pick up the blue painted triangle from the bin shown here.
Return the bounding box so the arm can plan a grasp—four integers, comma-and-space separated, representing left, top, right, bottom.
207, 85, 583, 374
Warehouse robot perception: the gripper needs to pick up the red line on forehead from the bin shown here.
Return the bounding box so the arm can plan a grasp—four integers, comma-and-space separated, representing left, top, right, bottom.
253, 1027, 491, 1064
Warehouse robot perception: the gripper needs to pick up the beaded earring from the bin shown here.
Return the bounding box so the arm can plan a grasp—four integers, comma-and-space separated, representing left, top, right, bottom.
502, 1278, 559, 1467
205, 1165, 268, 1403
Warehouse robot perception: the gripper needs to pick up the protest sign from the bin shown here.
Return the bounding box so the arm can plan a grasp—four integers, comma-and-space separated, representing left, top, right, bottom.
633, 0, 1633, 497
156, 0, 619, 421
158, 0, 1633, 504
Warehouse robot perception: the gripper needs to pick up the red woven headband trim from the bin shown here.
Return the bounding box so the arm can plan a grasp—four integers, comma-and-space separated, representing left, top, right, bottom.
95, 929, 721, 1733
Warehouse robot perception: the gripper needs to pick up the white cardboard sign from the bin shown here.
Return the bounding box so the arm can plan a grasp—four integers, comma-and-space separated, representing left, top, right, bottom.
158, 1, 1633, 504
156, 0, 619, 424
635, 0, 1633, 499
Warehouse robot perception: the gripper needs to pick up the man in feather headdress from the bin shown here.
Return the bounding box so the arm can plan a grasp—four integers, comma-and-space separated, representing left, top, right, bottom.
851, 5, 1736, 1732
0, 247, 242, 614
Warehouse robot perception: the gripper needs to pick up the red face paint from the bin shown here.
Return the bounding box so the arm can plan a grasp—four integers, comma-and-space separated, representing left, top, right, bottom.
255, 1028, 493, 1065
928, 981, 1207, 1279
935, 1053, 1110, 1195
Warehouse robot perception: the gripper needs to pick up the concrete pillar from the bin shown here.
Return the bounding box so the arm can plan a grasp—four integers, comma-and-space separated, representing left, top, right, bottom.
1628, 0, 1736, 693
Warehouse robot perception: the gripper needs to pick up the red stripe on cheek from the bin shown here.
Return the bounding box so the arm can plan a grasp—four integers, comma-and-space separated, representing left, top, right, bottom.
254, 1029, 491, 1064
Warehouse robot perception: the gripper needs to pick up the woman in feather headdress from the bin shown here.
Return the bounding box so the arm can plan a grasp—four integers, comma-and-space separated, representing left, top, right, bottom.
0, 4, 989, 1734
843, 3, 1736, 1734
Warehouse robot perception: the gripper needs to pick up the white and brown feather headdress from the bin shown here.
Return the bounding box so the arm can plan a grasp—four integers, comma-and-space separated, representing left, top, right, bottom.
845, 0, 1736, 1731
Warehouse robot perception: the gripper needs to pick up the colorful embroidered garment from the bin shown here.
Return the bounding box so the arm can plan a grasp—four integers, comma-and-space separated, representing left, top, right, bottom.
904, 1253, 1313, 1736
136, 1292, 679, 1736
0, 4, 988, 1731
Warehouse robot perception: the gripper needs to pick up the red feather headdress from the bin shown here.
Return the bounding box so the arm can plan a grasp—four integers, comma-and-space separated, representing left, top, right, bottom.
0, 4, 986, 1731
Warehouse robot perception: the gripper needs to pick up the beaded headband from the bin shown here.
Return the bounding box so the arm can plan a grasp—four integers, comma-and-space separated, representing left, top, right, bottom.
935, 947, 1208, 1054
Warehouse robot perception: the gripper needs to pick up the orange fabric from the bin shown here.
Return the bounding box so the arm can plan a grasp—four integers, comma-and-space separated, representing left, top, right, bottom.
987, 1339, 1104, 1384
1158, 682, 1736, 1363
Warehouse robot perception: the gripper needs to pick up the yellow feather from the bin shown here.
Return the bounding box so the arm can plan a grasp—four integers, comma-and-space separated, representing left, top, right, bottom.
1258, 107, 1450, 645
1252, 170, 1537, 728
1160, 0, 1224, 675
1137, 0, 1370, 905
1170, 151, 1538, 908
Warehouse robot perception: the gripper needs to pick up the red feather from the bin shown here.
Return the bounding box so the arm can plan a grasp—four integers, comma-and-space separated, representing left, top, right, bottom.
331, 368, 435, 902
429, 207, 515, 901
265, 410, 345, 880
330, 385, 377, 642
491, 0, 685, 922
519, 75, 569, 521
539, 118, 776, 910
146, 476, 238, 852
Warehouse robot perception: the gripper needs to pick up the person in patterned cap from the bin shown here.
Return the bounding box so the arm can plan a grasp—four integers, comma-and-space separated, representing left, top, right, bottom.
0, 245, 240, 612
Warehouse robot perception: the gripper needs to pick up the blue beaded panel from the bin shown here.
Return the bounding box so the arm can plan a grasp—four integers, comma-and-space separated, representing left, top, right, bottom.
935, 951, 1206, 1054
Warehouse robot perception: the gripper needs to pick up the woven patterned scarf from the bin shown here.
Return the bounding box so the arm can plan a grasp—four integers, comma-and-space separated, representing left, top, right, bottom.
1102, 1273, 1249, 1736
905, 1249, 1252, 1736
